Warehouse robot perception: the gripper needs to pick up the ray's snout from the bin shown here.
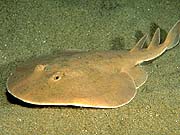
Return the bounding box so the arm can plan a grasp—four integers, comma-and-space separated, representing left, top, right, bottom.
7, 63, 48, 102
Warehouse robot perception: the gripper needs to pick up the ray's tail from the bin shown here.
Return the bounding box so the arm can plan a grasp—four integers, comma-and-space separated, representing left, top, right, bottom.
130, 20, 180, 65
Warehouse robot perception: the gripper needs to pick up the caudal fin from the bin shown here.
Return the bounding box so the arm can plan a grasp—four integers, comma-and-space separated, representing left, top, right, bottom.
164, 20, 180, 50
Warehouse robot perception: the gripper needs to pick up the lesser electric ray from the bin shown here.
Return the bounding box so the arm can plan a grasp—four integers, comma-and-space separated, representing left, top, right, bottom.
7, 20, 180, 108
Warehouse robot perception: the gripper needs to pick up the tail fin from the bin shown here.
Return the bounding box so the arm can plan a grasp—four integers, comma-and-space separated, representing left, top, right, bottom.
164, 20, 180, 50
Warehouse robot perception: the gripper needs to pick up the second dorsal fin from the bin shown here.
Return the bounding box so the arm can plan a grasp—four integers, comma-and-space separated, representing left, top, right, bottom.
148, 28, 160, 49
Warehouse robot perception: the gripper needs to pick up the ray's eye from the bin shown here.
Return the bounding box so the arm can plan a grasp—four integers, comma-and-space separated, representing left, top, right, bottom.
54, 75, 60, 80
51, 72, 65, 81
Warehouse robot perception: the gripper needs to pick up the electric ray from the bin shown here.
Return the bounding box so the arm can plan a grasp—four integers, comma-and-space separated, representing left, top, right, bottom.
7, 20, 180, 108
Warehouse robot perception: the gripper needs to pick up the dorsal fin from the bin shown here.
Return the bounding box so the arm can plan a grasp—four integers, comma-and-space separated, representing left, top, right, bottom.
148, 28, 160, 49
130, 34, 147, 52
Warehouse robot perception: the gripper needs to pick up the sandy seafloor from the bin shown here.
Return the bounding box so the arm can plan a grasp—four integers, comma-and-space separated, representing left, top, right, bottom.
0, 0, 180, 134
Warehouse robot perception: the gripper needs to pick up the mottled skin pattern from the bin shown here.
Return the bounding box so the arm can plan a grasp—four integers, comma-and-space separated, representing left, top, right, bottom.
7, 20, 180, 108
